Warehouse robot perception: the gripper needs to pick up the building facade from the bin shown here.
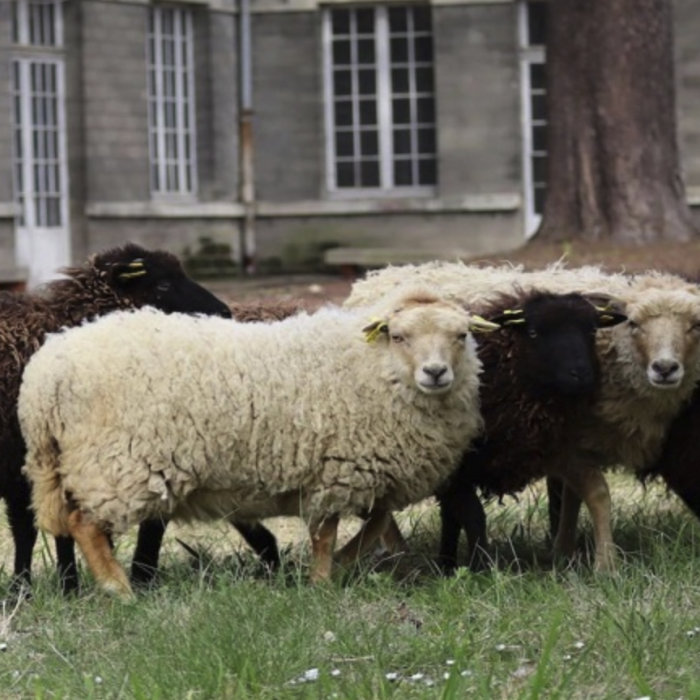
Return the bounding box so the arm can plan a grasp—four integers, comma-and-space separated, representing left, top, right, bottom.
0, 0, 699, 285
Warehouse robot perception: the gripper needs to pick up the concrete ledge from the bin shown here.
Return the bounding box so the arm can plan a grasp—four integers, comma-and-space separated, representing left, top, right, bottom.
0, 203, 20, 219
324, 247, 466, 268
87, 193, 521, 219
0, 266, 28, 291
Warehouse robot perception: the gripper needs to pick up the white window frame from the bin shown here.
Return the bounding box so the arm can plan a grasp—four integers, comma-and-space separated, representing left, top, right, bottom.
11, 0, 64, 48
12, 57, 69, 230
147, 5, 198, 198
519, 1, 547, 238
322, 6, 437, 197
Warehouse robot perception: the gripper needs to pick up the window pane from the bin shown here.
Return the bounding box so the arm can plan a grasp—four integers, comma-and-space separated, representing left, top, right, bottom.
394, 160, 413, 186
527, 2, 548, 46
335, 131, 354, 158
388, 7, 408, 33
392, 98, 411, 125
336, 162, 355, 188
532, 155, 548, 183
530, 64, 546, 91
531, 93, 547, 121
534, 184, 547, 214
417, 128, 436, 154
360, 131, 379, 156
333, 40, 351, 65
356, 8, 375, 34
358, 69, 376, 95
414, 36, 433, 63
391, 68, 410, 94
357, 39, 375, 65
415, 67, 434, 93
333, 70, 352, 97
360, 160, 380, 187
332, 10, 350, 35
393, 129, 412, 155
416, 97, 435, 123
334, 100, 353, 127
390, 37, 409, 63
359, 100, 377, 126
418, 158, 437, 186
412, 7, 432, 32
532, 124, 547, 151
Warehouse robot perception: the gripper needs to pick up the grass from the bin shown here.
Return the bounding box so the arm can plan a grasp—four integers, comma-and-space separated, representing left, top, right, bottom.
0, 479, 699, 700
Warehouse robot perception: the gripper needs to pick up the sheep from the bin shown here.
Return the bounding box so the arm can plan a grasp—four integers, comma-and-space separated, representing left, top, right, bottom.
130, 300, 310, 585
0, 243, 232, 595
19, 287, 492, 599
346, 262, 700, 571
549, 277, 700, 563
434, 289, 628, 573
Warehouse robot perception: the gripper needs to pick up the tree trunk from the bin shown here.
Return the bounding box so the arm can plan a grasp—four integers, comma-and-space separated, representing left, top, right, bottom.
536, 0, 699, 244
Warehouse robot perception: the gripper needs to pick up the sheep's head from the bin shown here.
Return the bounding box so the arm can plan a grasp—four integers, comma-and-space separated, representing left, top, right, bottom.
363, 290, 496, 396
618, 289, 700, 390
89, 243, 232, 318
486, 292, 627, 397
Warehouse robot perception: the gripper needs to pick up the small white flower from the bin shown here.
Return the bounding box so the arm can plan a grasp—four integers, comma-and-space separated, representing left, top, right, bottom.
424, 678, 435, 687
631, 696, 652, 700
687, 630, 696, 639
495, 643, 506, 652
94, 676, 103, 685
0, 643, 7, 652
330, 669, 341, 678
302, 668, 319, 682
446, 659, 456, 666
385, 672, 400, 682
563, 654, 573, 661
12, 670, 20, 680
443, 672, 451, 680
461, 670, 474, 677
409, 673, 424, 681
323, 631, 337, 643
573, 641, 585, 650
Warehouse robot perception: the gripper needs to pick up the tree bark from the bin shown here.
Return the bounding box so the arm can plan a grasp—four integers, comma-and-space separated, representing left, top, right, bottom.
536, 0, 699, 243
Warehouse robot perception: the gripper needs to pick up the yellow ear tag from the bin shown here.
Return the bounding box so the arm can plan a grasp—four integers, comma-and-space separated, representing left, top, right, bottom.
127, 260, 145, 269
118, 270, 148, 280
363, 318, 389, 343
469, 315, 501, 333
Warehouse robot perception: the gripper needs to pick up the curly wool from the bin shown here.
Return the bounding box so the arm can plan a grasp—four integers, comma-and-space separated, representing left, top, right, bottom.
21, 299, 483, 538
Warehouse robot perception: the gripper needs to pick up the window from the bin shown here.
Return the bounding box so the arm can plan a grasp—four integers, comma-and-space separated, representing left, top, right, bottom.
11, 1, 67, 229
11, 0, 63, 48
147, 6, 197, 196
519, 1, 548, 236
324, 6, 437, 194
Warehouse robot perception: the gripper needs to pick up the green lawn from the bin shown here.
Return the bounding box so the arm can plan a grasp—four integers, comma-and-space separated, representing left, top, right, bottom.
1, 479, 699, 700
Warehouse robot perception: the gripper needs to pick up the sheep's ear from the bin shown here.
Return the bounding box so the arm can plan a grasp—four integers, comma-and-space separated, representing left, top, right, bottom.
584, 294, 628, 328
468, 315, 501, 333
595, 310, 628, 328
487, 308, 525, 327
112, 258, 148, 282
363, 318, 389, 343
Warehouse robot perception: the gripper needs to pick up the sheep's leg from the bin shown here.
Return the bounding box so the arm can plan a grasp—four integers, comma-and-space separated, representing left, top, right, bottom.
67, 510, 134, 600
336, 510, 391, 566
546, 476, 565, 542
131, 518, 168, 588
558, 469, 616, 573
380, 516, 408, 555
309, 514, 339, 584
55, 536, 80, 595
657, 461, 700, 523
229, 519, 281, 570
6, 491, 38, 593
438, 485, 489, 573
552, 484, 582, 559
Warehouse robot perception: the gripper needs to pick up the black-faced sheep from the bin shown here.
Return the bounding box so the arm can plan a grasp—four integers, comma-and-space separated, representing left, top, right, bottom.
19, 287, 491, 598
435, 290, 627, 573
0, 243, 231, 594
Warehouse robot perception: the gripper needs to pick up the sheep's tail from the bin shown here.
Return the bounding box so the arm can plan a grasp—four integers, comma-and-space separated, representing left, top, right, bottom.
23, 430, 71, 538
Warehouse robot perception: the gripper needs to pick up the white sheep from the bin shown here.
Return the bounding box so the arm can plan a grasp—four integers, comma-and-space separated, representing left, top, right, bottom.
346, 262, 700, 571
19, 287, 492, 599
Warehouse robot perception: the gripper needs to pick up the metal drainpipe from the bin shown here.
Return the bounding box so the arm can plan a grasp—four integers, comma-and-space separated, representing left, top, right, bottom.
238, 0, 256, 274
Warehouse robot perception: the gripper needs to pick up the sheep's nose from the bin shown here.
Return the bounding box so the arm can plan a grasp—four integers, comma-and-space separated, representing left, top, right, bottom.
651, 359, 680, 378
423, 365, 448, 380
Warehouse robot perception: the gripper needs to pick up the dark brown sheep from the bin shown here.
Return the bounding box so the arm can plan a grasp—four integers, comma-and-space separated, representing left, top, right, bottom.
2, 243, 231, 594
436, 290, 628, 573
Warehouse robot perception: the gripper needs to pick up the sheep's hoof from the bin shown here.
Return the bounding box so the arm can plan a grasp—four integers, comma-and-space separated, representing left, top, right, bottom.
102, 579, 136, 602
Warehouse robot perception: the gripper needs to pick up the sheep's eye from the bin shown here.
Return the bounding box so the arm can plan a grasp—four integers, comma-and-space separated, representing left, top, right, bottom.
527, 329, 538, 339
457, 332, 468, 343
390, 334, 404, 344
156, 281, 171, 292
690, 322, 700, 333
628, 320, 640, 331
